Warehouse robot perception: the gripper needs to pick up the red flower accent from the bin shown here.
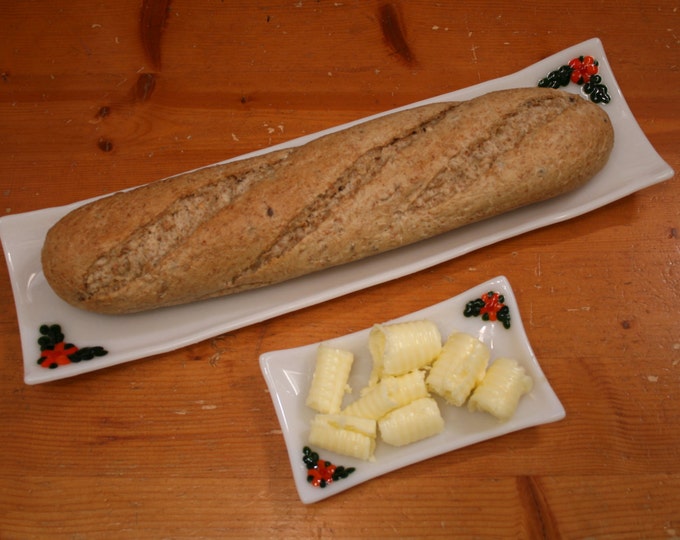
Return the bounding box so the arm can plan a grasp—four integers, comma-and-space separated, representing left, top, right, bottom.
307, 460, 338, 488
302, 446, 355, 488
464, 291, 511, 329
39, 342, 79, 369
479, 292, 504, 321
36, 324, 108, 369
568, 55, 599, 85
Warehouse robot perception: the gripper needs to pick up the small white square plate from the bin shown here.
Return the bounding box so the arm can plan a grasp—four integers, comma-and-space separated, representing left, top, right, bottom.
260, 276, 565, 504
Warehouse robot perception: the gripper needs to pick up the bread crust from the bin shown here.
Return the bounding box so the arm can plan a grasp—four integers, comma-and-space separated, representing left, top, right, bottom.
41, 88, 614, 314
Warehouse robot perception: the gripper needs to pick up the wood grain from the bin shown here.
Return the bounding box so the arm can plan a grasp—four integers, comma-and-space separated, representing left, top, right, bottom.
1, 0, 678, 538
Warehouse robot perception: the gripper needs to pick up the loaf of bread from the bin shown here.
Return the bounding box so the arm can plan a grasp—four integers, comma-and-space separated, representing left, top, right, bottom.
42, 88, 614, 314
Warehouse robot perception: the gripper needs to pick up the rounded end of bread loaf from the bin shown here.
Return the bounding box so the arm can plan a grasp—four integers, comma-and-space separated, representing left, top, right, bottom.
41, 193, 153, 315
41, 211, 102, 313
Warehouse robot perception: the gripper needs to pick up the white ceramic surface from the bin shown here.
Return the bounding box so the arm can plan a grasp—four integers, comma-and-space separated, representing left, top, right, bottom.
260, 276, 565, 504
0, 37, 673, 384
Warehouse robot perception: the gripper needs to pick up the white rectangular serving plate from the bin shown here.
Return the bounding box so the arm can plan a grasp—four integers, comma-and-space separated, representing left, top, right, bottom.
260, 276, 565, 504
0, 37, 674, 384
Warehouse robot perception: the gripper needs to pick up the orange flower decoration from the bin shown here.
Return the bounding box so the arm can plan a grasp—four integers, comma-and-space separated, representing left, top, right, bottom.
37, 324, 108, 369
568, 55, 599, 84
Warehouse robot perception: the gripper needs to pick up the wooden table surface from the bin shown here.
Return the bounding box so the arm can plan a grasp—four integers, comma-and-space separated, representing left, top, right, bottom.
1, 1, 678, 538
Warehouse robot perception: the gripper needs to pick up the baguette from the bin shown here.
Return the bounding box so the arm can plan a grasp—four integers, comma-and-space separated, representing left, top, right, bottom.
42, 88, 614, 314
